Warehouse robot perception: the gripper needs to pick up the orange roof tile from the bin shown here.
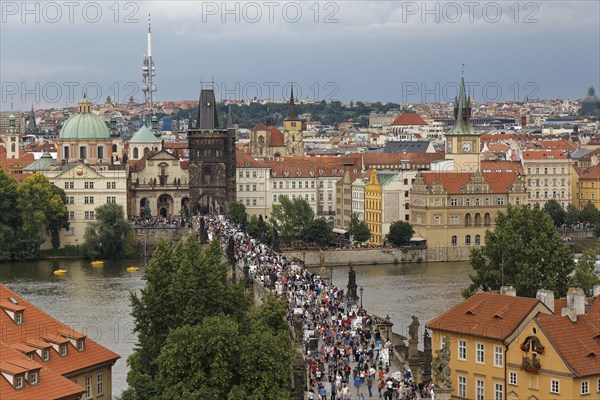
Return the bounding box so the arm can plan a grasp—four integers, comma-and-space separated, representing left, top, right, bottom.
391, 113, 428, 126
522, 150, 566, 160
0, 344, 84, 400
269, 126, 285, 147
536, 311, 600, 377
0, 284, 120, 380
578, 164, 600, 180
426, 292, 542, 341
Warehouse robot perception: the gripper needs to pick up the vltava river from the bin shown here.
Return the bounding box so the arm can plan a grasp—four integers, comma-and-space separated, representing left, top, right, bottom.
1, 259, 473, 398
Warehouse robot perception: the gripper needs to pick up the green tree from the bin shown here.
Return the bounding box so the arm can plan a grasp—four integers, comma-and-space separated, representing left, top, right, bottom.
571, 247, 600, 296
579, 201, 599, 226
565, 204, 580, 227
301, 218, 333, 248
543, 199, 566, 227
49, 184, 70, 249
271, 196, 315, 244
83, 203, 134, 259
228, 201, 246, 224
16, 174, 68, 258
387, 221, 414, 247
348, 213, 371, 243
463, 205, 574, 298
0, 168, 19, 260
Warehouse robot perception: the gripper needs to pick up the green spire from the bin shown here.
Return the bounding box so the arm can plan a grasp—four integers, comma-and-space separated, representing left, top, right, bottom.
448, 67, 474, 135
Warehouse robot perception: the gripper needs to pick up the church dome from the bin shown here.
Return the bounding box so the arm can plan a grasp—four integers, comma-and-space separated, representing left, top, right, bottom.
59, 96, 110, 140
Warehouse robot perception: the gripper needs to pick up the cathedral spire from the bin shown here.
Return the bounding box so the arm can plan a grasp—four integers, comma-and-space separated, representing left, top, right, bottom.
284, 84, 300, 121
196, 88, 219, 129
226, 104, 234, 128
448, 68, 474, 135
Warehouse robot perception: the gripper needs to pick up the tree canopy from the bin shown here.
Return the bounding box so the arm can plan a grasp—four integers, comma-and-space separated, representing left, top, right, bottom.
270, 196, 315, 244
0, 170, 69, 260
83, 203, 134, 259
463, 205, 575, 298
348, 213, 371, 243
543, 199, 566, 227
227, 201, 246, 225
387, 221, 414, 247
123, 235, 291, 400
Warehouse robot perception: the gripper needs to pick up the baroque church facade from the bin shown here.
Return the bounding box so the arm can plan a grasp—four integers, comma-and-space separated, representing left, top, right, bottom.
188, 88, 237, 215
249, 88, 305, 158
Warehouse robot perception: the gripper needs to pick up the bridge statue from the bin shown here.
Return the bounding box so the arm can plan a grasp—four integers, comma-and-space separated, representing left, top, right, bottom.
432, 334, 452, 393
347, 266, 358, 302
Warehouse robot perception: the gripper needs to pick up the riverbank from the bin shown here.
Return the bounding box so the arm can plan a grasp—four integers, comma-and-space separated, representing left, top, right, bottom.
283, 247, 427, 267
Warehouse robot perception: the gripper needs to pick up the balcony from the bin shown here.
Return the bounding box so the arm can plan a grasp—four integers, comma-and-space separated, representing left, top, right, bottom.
520, 356, 541, 373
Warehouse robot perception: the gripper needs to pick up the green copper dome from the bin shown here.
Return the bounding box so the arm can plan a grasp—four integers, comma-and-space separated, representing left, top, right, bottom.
59, 96, 110, 140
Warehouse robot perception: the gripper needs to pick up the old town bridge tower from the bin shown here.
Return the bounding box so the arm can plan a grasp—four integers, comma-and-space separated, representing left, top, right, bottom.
188, 88, 236, 215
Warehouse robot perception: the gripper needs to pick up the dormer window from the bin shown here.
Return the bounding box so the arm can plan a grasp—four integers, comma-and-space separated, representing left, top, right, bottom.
60, 344, 68, 356
42, 348, 50, 361
15, 375, 24, 390
77, 339, 85, 352
29, 371, 39, 385
15, 311, 23, 325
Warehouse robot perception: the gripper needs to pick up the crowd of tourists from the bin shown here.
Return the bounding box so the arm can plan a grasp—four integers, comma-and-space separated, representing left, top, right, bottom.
128, 216, 184, 228
194, 214, 435, 400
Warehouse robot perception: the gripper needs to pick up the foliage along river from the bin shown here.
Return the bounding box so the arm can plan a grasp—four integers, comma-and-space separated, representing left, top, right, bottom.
0, 258, 472, 398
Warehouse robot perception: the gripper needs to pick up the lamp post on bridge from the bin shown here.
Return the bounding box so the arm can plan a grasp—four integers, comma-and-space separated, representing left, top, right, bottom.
360, 286, 364, 309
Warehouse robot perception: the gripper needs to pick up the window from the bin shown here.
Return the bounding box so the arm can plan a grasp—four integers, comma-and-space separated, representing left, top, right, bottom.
245, 184, 250, 191
78, 339, 85, 352
84, 211, 95, 220
84, 196, 94, 204
106, 196, 116, 203
245, 171, 250, 178
15, 375, 23, 389
497, 197, 505, 205
458, 376, 467, 397
86, 377, 92, 398
581, 380, 589, 395
97, 146, 104, 160
597, 378, 600, 392
239, 171, 243, 178
79, 146, 87, 159
42, 348, 50, 361
252, 171, 257, 178
84, 181, 94, 189
476, 379, 484, 400
465, 235, 471, 246
30, 371, 38, 385
252, 184, 257, 191
450, 215, 459, 225
475, 234, 481, 246
551, 379, 560, 394
291, 181, 296, 189
451, 235, 457, 246
69, 211, 75, 220
239, 185, 244, 191
15, 312, 23, 325
494, 383, 503, 400
67, 196, 75, 204
106, 182, 116, 189
494, 346, 503, 367
434, 215, 441, 225
97, 373, 104, 395
60, 344, 68, 356
451, 198, 458, 206
458, 339, 466, 360
509, 371, 517, 386
476, 343, 484, 364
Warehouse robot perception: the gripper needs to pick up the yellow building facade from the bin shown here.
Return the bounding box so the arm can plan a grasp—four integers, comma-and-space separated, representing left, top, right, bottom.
364, 169, 382, 246
573, 163, 600, 209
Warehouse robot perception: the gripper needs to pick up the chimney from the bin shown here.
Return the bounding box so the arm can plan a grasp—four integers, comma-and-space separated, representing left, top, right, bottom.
500, 286, 516, 297
593, 285, 600, 298
536, 289, 555, 312
562, 287, 586, 322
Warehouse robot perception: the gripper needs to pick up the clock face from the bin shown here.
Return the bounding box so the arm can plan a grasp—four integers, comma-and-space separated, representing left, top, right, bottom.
462, 141, 472, 152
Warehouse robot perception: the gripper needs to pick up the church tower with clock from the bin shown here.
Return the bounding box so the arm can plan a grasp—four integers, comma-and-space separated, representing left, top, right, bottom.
445, 70, 481, 172
188, 87, 236, 215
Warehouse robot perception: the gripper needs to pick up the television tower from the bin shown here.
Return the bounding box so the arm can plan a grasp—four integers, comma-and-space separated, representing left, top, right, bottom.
142, 13, 156, 108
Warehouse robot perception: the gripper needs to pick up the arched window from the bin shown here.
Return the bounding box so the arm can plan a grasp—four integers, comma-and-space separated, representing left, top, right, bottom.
11, 143, 15, 152
484, 213, 491, 227
203, 165, 212, 184
465, 235, 471, 246
63, 146, 70, 160
79, 146, 87, 160
112, 144, 117, 152
143, 147, 150, 156
475, 235, 481, 246
451, 235, 457, 246
465, 213, 472, 227
474, 213, 481, 226
97, 146, 104, 160
133, 147, 139, 159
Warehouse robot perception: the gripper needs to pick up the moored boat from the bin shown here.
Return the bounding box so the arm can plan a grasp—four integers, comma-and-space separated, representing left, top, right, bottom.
91, 261, 104, 267
53, 269, 68, 276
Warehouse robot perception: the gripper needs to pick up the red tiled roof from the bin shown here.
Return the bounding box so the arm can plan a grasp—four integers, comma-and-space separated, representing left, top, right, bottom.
0, 283, 120, 380
536, 311, 600, 377
422, 169, 520, 194
0, 344, 84, 400
538, 139, 576, 151
426, 292, 542, 341
391, 113, 428, 126
577, 164, 600, 180
269, 126, 285, 147
522, 150, 566, 160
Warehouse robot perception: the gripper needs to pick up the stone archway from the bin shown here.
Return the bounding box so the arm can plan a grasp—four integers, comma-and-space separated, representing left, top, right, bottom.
197, 194, 222, 216
157, 194, 174, 217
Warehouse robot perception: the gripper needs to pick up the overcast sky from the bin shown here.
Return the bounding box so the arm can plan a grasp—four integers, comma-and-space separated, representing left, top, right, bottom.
1, 1, 599, 110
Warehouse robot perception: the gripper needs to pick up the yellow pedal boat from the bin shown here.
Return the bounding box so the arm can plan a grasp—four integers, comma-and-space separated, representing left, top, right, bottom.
127, 266, 139, 272
91, 260, 104, 267
53, 269, 68, 276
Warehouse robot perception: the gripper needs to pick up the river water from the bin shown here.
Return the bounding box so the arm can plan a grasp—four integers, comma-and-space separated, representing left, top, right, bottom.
1, 258, 472, 398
